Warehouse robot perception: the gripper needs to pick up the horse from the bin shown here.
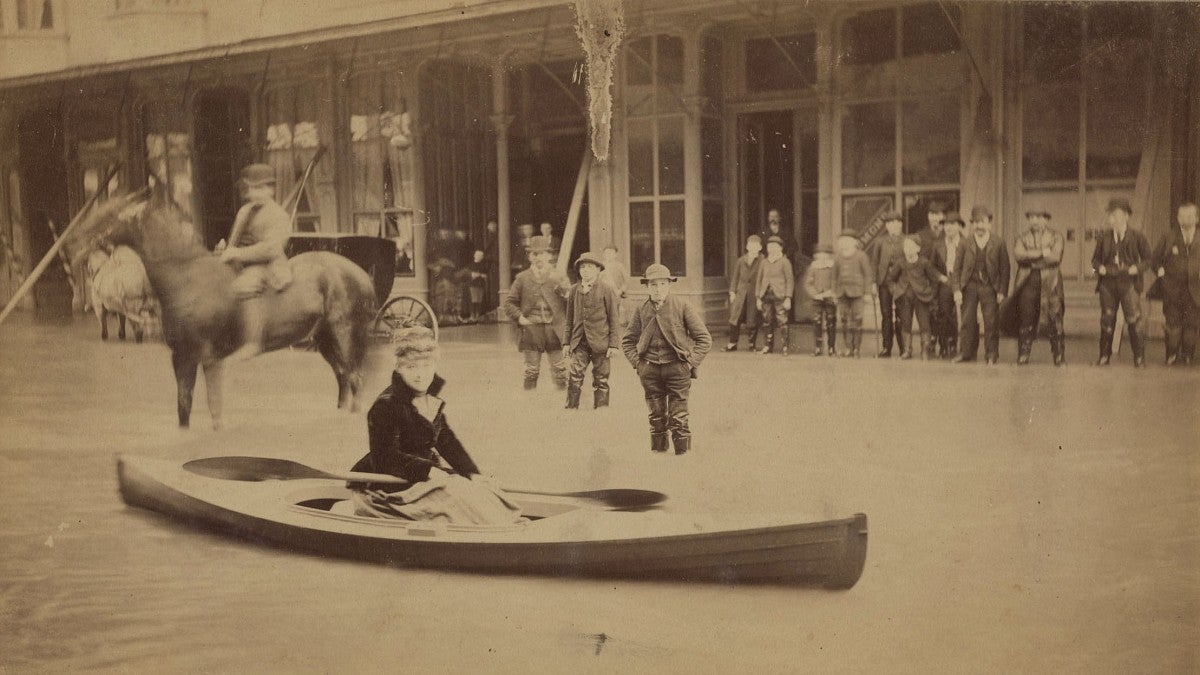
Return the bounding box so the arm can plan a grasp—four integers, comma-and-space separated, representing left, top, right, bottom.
71, 191, 378, 429
86, 245, 158, 342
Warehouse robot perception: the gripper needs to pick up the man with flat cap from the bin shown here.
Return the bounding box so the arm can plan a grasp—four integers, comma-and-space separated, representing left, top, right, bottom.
1091, 197, 1152, 366
1151, 202, 1200, 365
1008, 208, 1066, 365
504, 235, 571, 389
622, 264, 712, 455
953, 205, 1009, 364
219, 163, 293, 361
563, 251, 620, 409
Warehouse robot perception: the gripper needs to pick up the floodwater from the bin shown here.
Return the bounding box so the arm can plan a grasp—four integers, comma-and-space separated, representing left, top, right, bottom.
1, 315, 1196, 673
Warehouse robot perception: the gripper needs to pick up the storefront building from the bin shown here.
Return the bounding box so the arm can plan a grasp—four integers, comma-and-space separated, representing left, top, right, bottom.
1, 1, 1197, 326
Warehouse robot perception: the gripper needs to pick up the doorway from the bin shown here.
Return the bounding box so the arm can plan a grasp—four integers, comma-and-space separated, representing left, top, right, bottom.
737, 108, 819, 257
193, 87, 251, 249
17, 108, 71, 316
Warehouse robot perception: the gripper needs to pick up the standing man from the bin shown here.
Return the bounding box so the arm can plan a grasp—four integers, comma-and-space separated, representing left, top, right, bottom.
916, 199, 947, 257
869, 212, 907, 357
1092, 198, 1152, 367
504, 236, 570, 389
563, 251, 620, 409
759, 208, 798, 261
931, 211, 966, 358
539, 222, 561, 263
220, 163, 293, 361
622, 264, 712, 455
953, 206, 1010, 365
511, 223, 535, 277
1152, 202, 1200, 365
1009, 209, 1066, 366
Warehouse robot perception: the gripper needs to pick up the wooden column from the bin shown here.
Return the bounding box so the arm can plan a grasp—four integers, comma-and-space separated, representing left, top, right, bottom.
681, 28, 705, 289
491, 60, 514, 311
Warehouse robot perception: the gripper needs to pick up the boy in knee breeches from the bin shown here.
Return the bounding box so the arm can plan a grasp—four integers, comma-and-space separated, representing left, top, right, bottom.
503, 236, 571, 389
832, 229, 874, 357
755, 236, 794, 355
803, 242, 837, 356
563, 252, 620, 409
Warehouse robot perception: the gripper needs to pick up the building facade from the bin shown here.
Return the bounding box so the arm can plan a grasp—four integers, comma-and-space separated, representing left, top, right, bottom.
1, 0, 1198, 326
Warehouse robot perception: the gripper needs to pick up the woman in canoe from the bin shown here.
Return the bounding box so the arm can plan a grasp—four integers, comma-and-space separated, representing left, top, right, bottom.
349, 326, 524, 525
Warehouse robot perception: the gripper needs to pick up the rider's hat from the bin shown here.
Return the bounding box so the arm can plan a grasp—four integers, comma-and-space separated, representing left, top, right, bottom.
240, 164, 276, 188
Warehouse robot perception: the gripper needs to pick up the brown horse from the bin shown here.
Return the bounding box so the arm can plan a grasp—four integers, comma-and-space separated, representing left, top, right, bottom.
73, 192, 377, 429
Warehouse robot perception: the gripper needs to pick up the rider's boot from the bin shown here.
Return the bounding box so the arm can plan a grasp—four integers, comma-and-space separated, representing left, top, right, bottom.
227, 297, 266, 361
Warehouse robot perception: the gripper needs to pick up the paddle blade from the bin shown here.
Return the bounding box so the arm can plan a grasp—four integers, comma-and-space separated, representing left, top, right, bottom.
183, 456, 335, 482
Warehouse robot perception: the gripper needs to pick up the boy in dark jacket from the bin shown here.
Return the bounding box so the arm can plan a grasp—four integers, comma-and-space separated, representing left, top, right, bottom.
563, 251, 620, 409
888, 237, 948, 359
832, 230, 874, 357
622, 264, 712, 455
755, 235, 794, 355
802, 243, 837, 356
725, 234, 763, 351
869, 212, 907, 358
503, 236, 571, 389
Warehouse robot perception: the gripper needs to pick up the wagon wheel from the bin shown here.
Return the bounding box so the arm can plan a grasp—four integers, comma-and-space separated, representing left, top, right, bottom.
373, 294, 439, 341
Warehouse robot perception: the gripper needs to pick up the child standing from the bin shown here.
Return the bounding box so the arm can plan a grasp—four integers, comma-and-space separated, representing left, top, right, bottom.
887, 237, 948, 359
503, 236, 571, 390
803, 243, 837, 356
563, 251, 620, 410
755, 235, 794, 355
724, 234, 763, 351
832, 229, 874, 357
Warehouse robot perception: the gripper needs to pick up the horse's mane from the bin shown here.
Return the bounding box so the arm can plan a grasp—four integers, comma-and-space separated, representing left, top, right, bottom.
76, 189, 209, 264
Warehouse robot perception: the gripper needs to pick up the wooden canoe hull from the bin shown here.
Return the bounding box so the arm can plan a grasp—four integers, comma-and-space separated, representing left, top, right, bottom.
117, 455, 867, 588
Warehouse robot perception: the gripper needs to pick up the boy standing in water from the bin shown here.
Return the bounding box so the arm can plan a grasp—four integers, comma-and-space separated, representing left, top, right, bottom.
563, 252, 620, 410
504, 236, 570, 389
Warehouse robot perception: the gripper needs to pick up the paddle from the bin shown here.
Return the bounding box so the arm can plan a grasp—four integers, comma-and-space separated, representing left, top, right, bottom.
182, 456, 667, 511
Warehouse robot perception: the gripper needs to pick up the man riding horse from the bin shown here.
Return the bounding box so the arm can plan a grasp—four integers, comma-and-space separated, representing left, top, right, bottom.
219, 163, 293, 361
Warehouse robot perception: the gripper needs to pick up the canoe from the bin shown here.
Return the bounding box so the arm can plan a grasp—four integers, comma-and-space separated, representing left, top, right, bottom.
117, 454, 868, 589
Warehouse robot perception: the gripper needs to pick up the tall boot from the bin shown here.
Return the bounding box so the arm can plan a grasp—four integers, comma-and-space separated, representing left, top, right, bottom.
852, 329, 863, 357
779, 324, 790, 356
813, 320, 825, 356
523, 375, 538, 390
760, 330, 774, 355
920, 334, 933, 361
1128, 323, 1146, 367
745, 325, 759, 352
593, 388, 609, 409
226, 297, 266, 361
826, 313, 837, 356
899, 332, 914, 359
565, 384, 581, 409
648, 397, 669, 452
1051, 333, 1066, 367
724, 324, 740, 352
1095, 327, 1114, 366
1017, 328, 1033, 365
1164, 326, 1181, 365
841, 325, 851, 357
667, 398, 691, 455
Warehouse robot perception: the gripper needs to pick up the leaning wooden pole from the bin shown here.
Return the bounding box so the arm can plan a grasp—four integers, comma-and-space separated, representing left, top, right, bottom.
555, 149, 593, 274
0, 163, 122, 328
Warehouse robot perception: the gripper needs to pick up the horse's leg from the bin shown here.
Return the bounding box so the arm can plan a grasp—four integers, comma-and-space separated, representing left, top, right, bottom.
134, 320, 145, 343
172, 349, 198, 428
314, 324, 352, 410
201, 357, 224, 431
118, 313, 127, 340
99, 307, 109, 340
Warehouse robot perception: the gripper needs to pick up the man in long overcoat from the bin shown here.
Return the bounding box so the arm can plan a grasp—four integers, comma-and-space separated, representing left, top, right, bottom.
1003, 209, 1066, 365
1151, 202, 1200, 365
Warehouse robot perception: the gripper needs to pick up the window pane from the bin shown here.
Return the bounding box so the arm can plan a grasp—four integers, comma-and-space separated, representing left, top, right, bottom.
630, 201, 655, 275
745, 33, 816, 91
659, 200, 686, 275
703, 199, 725, 277
627, 118, 654, 196
657, 35, 684, 85
902, 98, 959, 185
902, 3, 959, 58
702, 37, 723, 112
842, 194, 894, 238
658, 116, 685, 196
841, 8, 896, 65
842, 102, 895, 188
1023, 4, 1082, 82
903, 191, 959, 235
626, 37, 653, 86
1022, 82, 1079, 182
701, 117, 723, 198
1084, 5, 1150, 180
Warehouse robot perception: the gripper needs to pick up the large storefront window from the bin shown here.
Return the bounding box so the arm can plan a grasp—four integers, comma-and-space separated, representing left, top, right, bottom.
838, 3, 962, 236
744, 32, 816, 92
626, 34, 686, 276
141, 101, 193, 217
350, 72, 418, 275
265, 84, 322, 233
1021, 3, 1152, 278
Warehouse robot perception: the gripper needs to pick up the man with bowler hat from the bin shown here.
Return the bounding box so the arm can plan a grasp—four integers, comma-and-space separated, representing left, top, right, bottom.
931, 211, 967, 358
1091, 197, 1152, 366
563, 251, 620, 409
869, 211, 907, 357
622, 264, 712, 455
219, 163, 293, 361
1151, 202, 1200, 365
953, 206, 1010, 364
1008, 208, 1066, 365
504, 235, 570, 389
